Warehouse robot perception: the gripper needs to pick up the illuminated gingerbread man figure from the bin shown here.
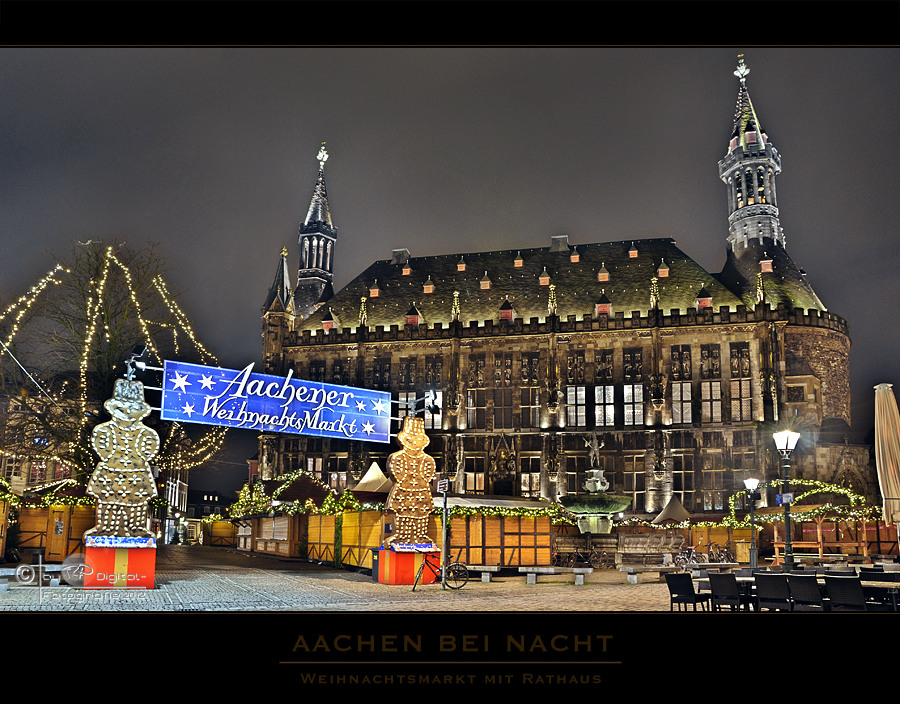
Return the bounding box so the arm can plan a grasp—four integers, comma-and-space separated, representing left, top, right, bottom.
85, 378, 160, 540
385, 416, 436, 546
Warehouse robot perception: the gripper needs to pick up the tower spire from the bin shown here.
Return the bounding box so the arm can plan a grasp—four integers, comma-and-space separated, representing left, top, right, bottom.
719, 54, 783, 251
717, 56, 825, 312
262, 246, 295, 314
294, 142, 336, 318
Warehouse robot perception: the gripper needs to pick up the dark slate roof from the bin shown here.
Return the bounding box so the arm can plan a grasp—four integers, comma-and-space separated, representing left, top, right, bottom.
719, 237, 826, 312
297, 236, 747, 333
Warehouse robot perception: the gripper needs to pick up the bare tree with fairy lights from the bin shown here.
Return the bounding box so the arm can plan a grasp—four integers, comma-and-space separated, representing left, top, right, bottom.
0, 240, 226, 491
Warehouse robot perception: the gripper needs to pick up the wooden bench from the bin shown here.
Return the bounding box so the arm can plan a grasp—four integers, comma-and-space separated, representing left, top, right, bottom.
466, 565, 503, 583
619, 564, 679, 583
519, 566, 593, 585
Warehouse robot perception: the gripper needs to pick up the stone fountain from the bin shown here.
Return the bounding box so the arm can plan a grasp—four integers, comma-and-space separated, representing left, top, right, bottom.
558, 469, 632, 534
557, 434, 632, 534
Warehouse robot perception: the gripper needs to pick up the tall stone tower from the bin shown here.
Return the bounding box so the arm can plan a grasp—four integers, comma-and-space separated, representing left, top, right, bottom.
717, 55, 850, 428
293, 143, 336, 319
717, 55, 825, 314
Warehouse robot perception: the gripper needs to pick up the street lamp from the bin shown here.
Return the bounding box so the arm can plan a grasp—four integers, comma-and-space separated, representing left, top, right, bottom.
743, 477, 761, 568
773, 429, 801, 570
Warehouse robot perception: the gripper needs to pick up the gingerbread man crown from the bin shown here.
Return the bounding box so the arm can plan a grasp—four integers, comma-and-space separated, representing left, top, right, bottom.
113, 378, 145, 403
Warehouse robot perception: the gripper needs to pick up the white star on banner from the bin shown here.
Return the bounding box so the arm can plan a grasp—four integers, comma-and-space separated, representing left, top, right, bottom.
181, 403, 195, 417
171, 372, 191, 392
199, 374, 215, 390
372, 399, 387, 415
362, 420, 375, 435
356, 400, 367, 412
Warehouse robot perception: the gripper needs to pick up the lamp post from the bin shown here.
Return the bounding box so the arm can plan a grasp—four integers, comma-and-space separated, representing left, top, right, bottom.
743, 477, 761, 568
773, 430, 801, 571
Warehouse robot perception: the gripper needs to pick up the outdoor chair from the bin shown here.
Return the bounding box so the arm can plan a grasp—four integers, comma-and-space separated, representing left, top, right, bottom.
859, 571, 900, 582
708, 573, 752, 612
787, 574, 830, 612
824, 575, 890, 612
754, 573, 793, 611
858, 565, 884, 573
664, 572, 711, 612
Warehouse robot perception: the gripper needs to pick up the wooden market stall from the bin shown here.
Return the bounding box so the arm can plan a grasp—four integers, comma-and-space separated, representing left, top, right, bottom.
755, 504, 890, 564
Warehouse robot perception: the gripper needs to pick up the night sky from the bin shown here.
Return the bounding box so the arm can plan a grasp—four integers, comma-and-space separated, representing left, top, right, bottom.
2, 48, 898, 492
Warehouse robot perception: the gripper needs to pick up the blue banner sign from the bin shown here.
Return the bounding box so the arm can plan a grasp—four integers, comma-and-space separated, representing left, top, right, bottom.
160, 360, 391, 443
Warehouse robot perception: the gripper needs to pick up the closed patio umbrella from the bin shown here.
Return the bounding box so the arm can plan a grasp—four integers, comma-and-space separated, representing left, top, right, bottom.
874, 384, 900, 533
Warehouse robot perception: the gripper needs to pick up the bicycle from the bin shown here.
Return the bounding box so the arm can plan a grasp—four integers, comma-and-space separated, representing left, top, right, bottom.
412, 552, 469, 591
570, 547, 614, 569
675, 542, 708, 570
705, 542, 735, 563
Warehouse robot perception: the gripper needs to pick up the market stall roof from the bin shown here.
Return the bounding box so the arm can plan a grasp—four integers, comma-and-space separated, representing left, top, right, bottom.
431, 494, 553, 510
753, 504, 829, 519
651, 496, 691, 524
352, 461, 393, 494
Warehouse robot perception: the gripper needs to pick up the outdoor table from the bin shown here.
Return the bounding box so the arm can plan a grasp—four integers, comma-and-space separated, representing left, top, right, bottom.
700, 575, 899, 611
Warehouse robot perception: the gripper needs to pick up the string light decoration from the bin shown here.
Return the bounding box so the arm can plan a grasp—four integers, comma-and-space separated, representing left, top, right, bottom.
0, 242, 227, 487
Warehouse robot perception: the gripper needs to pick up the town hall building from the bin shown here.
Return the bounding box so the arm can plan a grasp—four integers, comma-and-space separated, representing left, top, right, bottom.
256, 58, 872, 519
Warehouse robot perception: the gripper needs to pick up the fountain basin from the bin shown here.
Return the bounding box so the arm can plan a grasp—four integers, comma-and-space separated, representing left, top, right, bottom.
558, 493, 633, 534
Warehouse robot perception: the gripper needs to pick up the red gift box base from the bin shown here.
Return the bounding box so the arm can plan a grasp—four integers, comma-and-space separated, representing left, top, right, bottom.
376, 549, 440, 585
84, 546, 156, 589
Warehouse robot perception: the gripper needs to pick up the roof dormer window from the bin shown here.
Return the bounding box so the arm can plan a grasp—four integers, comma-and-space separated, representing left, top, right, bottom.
760, 254, 773, 273
322, 310, 335, 332
369, 279, 380, 298
539, 267, 550, 286
597, 263, 609, 282
629, 243, 638, 259
514, 252, 524, 268
457, 257, 466, 272
595, 291, 611, 317
402, 264, 412, 276
407, 304, 422, 327
696, 286, 712, 310
570, 247, 580, 263
480, 271, 491, 290
423, 275, 434, 294
658, 259, 669, 278
499, 297, 515, 321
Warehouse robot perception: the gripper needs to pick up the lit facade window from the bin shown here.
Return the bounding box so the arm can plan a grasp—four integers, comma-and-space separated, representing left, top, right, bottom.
594, 385, 615, 427
701, 381, 722, 423
519, 456, 541, 497
672, 381, 692, 424
521, 386, 540, 428
493, 388, 514, 429
566, 386, 588, 427
464, 456, 485, 494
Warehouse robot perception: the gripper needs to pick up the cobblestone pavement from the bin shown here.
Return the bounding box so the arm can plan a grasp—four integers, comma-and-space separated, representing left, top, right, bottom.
0, 544, 673, 612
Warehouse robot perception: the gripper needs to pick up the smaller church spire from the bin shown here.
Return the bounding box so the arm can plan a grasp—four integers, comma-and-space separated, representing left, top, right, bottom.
262, 246, 295, 314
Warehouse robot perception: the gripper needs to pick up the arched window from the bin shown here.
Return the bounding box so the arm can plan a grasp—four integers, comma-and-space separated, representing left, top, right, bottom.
756, 167, 767, 203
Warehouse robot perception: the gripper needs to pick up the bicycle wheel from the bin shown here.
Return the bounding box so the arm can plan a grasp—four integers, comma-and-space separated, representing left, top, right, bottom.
445, 562, 469, 590
411, 559, 426, 591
